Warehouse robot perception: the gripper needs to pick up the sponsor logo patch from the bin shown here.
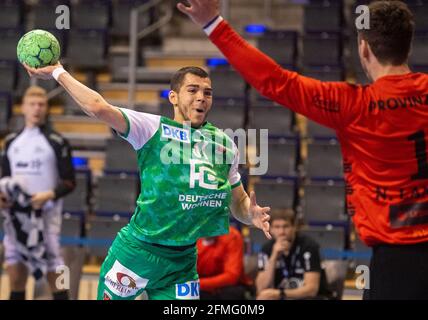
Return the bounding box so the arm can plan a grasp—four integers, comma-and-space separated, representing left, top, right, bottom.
104, 260, 149, 298
175, 280, 200, 300
161, 124, 190, 143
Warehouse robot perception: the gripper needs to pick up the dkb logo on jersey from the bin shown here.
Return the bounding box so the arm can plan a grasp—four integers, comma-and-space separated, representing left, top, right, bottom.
175, 280, 200, 300
161, 124, 190, 143
189, 159, 218, 190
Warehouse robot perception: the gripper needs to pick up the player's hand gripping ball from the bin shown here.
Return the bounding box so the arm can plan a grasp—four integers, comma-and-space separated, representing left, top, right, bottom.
17, 29, 60, 68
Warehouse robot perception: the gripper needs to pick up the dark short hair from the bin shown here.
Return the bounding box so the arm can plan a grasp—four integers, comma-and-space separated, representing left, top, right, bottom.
270, 209, 296, 225
358, 1, 414, 65
170, 66, 209, 92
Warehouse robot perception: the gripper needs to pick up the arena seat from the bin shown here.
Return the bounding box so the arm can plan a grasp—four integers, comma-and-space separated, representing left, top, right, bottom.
0, 92, 12, 134
67, 29, 108, 69
250, 105, 295, 137
306, 119, 336, 139
94, 174, 138, 215
257, 31, 297, 66
299, 225, 346, 258
0, 28, 22, 61
303, 0, 343, 33
71, 0, 111, 30
209, 67, 246, 101
305, 139, 343, 178
63, 172, 91, 214
264, 138, 299, 177
301, 180, 347, 225
86, 214, 129, 258
253, 179, 296, 210
302, 32, 343, 66
0, 60, 16, 93
208, 104, 245, 131
0, 0, 24, 29
111, 0, 150, 38
104, 137, 138, 174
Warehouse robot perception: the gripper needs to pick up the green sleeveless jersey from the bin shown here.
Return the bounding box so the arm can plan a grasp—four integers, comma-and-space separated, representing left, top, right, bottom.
118, 108, 241, 246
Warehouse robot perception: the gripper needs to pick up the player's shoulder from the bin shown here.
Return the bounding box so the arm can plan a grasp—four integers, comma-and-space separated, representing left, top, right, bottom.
42, 126, 69, 146
4, 132, 19, 145
120, 107, 161, 122
296, 233, 320, 251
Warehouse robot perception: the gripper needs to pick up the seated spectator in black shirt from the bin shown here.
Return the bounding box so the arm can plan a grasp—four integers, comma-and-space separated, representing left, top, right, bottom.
256, 209, 331, 300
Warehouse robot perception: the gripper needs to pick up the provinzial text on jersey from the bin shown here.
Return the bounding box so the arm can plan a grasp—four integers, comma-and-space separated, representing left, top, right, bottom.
368, 94, 428, 112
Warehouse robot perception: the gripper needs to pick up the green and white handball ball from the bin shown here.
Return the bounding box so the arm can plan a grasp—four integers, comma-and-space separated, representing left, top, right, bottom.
17, 29, 61, 68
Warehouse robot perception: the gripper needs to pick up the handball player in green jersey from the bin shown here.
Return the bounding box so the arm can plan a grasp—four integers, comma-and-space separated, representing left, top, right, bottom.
24, 63, 271, 300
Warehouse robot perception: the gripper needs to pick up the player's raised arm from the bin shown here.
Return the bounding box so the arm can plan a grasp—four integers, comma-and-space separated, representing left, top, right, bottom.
23, 63, 128, 135
178, 0, 360, 131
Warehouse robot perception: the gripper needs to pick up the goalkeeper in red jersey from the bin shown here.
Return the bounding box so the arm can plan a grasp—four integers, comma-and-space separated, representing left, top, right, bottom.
178, 0, 428, 299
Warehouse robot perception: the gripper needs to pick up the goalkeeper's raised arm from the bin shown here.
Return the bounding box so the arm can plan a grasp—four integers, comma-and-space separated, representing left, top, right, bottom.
23, 63, 127, 135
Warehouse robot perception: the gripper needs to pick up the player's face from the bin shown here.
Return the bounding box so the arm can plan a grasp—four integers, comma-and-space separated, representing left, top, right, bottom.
22, 96, 48, 127
170, 73, 213, 128
270, 219, 296, 242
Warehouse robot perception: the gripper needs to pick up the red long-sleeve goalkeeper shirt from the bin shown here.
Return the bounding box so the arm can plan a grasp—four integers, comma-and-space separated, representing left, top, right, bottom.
208, 20, 428, 246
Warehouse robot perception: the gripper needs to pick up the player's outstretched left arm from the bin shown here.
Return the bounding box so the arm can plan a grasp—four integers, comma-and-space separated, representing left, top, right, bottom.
230, 186, 271, 239
23, 63, 127, 134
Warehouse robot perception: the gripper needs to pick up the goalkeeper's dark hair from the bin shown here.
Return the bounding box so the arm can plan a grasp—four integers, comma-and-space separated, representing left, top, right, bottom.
358, 1, 414, 65
170, 66, 209, 92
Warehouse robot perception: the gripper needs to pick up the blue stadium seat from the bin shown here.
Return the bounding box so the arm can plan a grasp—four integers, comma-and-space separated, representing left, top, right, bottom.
67, 29, 108, 69
304, 0, 343, 33
299, 225, 346, 259
210, 67, 246, 102
408, 1, 428, 32
0, 60, 16, 93
302, 32, 343, 66
0, 92, 12, 134
32, 0, 71, 29
72, 0, 111, 30
264, 138, 298, 178
208, 104, 245, 131
353, 233, 371, 266
0, 28, 23, 61
63, 172, 91, 214
61, 212, 85, 244
15, 64, 30, 96
302, 65, 344, 81
94, 174, 138, 216
111, 0, 150, 37
104, 137, 138, 174
86, 214, 129, 258
0, 0, 24, 29
409, 32, 428, 68
257, 31, 297, 66
253, 178, 296, 209
301, 179, 347, 225
306, 138, 343, 178
306, 119, 336, 139
250, 105, 295, 137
